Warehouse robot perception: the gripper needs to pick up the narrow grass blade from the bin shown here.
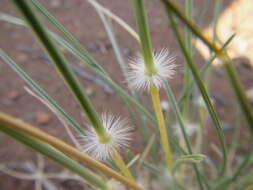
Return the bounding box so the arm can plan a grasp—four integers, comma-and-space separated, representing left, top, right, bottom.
163, 81, 208, 190
12, 0, 106, 136
48, 32, 156, 124
86, 0, 140, 41
181, 0, 193, 120
0, 112, 144, 190
30, 0, 106, 75
178, 34, 235, 105
0, 126, 108, 190
133, 0, 154, 71
162, 0, 253, 134
92, 4, 128, 81
0, 12, 156, 125
88, 0, 140, 42
0, 48, 85, 135
215, 145, 253, 189
162, 1, 228, 177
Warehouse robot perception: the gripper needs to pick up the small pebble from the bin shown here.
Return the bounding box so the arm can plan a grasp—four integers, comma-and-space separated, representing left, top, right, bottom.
86, 87, 94, 96
49, 0, 61, 8
246, 88, 253, 103
7, 90, 20, 101
17, 53, 28, 62
36, 111, 51, 125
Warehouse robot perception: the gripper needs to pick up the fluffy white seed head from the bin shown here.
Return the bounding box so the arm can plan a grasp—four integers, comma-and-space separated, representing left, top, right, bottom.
127, 49, 176, 91
79, 113, 133, 161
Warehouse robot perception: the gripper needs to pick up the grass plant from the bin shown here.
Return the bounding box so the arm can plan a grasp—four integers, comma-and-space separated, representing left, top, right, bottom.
0, 0, 253, 189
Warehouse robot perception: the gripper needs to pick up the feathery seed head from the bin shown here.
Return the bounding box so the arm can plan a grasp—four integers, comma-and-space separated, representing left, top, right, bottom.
127, 48, 176, 91
79, 113, 133, 160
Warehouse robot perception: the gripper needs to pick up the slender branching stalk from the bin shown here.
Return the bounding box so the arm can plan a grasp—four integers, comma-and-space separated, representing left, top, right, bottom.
162, 0, 253, 134
162, 0, 228, 178
11, 2, 135, 181
150, 86, 174, 169
84, 0, 139, 41
113, 150, 135, 182
0, 112, 143, 190
133, 0, 174, 170
11, 0, 110, 143
0, 126, 109, 190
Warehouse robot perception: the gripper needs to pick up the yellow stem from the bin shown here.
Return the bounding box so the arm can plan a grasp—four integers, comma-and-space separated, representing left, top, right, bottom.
150, 86, 173, 170
0, 112, 143, 190
113, 149, 135, 182
179, 138, 186, 184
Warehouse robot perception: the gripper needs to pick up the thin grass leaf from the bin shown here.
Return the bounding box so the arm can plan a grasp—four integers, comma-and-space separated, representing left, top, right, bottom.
133, 0, 175, 170
162, 0, 253, 134
133, 0, 154, 71
30, 0, 106, 75
202, 0, 223, 90
0, 126, 108, 190
0, 48, 85, 135
0, 112, 143, 190
0, 12, 156, 125
84, 0, 140, 41
163, 81, 209, 190
50, 31, 156, 123
181, 0, 193, 120
178, 34, 235, 105
92, 3, 128, 81
215, 145, 253, 189
12, 0, 106, 136
162, 2, 228, 178
173, 154, 206, 169
212, 0, 223, 44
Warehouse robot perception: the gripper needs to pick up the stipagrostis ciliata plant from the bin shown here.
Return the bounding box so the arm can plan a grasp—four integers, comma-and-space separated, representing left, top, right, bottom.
1, 0, 253, 189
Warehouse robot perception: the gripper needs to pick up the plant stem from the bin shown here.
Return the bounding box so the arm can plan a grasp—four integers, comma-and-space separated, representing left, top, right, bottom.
0, 49, 86, 136
164, 82, 207, 190
163, 0, 227, 177
11, 0, 107, 139
162, 0, 253, 134
150, 86, 173, 170
0, 112, 143, 190
113, 150, 135, 182
0, 126, 109, 190
182, 0, 193, 122
133, 0, 156, 74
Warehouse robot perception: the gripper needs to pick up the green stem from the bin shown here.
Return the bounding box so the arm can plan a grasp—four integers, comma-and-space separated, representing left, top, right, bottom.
0, 126, 109, 190
164, 82, 210, 190
0, 112, 143, 190
11, 0, 107, 138
182, 0, 193, 121
0, 49, 86, 136
163, 0, 227, 178
162, 0, 253, 134
0, 13, 157, 125
178, 34, 235, 105
30, 0, 106, 75
215, 145, 253, 189
133, 0, 156, 74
